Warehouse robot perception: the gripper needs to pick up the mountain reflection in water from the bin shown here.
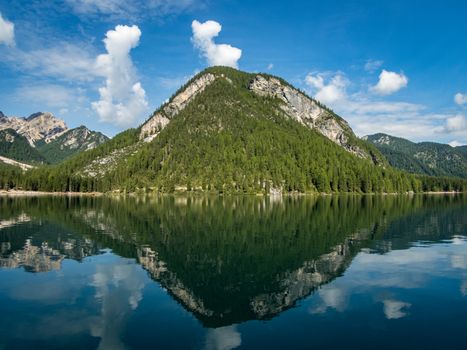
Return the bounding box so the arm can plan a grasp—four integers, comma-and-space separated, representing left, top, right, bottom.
0, 194, 466, 350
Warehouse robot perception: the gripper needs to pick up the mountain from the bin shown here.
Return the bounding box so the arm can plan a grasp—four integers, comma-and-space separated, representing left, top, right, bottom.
0, 129, 46, 163
458, 145, 467, 158
37, 126, 109, 164
0, 112, 108, 165
2, 67, 466, 193
363, 133, 467, 178
0, 111, 67, 146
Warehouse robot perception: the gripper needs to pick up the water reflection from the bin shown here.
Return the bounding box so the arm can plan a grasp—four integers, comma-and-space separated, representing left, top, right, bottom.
0, 194, 466, 349
90, 256, 147, 350
205, 325, 242, 350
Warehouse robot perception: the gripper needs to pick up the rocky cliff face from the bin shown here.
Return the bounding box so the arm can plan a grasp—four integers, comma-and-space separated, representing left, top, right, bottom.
0, 112, 67, 146
0, 112, 109, 165
140, 73, 217, 141
248, 75, 369, 159
139, 72, 371, 160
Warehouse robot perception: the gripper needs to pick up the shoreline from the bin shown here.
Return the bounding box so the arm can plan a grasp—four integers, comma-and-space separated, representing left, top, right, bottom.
0, 189, 463, 197
0, 190, 103, 197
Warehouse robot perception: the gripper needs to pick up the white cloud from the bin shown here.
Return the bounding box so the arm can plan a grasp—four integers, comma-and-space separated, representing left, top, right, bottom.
382, 300, 411, 319
451, 254, 467, 269
364, 59, 383, 72
191, 20, 242, 68
92, 25, 148, 126
0, 12, 15, 46
267, 63, 274, 70
443, 115, 467, 133
205, 325, 241, 350
455, 92, 467, 106
67, 0, 198, 19
303, 69, 467, 144
449, 140, 464, 147
305, 72, 348, 104
6, 44, 97, 81
310, 286, 348, 314
14, 84, 87, 108
371, 69, 408, 95
90, 261, 146, 349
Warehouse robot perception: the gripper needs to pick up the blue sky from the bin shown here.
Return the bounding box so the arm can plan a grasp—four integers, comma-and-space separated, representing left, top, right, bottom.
0, 0, 466, 145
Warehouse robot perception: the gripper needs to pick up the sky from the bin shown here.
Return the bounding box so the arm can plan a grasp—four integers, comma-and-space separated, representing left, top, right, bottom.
0, 0, 466, 145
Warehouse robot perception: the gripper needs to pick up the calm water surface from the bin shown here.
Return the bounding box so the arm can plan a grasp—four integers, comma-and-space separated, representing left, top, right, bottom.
0, 195, 466, 349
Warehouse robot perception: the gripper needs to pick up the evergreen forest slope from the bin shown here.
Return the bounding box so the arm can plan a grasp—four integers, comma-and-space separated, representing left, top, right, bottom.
2, 67, 466, 193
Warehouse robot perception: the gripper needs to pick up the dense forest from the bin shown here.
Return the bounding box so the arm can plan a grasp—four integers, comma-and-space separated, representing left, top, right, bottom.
0, 129, 46, 163
365, 133, 467, 178
1, 67, 466, 194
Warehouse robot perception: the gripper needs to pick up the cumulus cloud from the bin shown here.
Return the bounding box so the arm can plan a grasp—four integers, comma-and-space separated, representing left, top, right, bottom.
0, 12, 15, 46
92, 25, 148, 126
371, 69, 408, 95
305, 72, 348, 104
364, 59, 383, 72
191, 20, 242, 68
443, 115, 467, 133
302, 68, 467, 143
455, 92, 467, 106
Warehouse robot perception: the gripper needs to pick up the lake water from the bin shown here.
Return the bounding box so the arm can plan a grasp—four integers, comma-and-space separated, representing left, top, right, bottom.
0, 194, 466, 350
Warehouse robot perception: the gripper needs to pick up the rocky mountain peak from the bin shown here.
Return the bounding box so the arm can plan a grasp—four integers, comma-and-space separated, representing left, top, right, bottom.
0, 112, 68, 146
139, 69, 372, 161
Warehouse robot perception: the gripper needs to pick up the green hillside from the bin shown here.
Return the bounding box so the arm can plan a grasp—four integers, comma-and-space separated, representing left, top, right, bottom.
457, 145, 467, 158
37, 126, 109, 164
0, 129, 46, 164
364, 133, 467, 178
2, 67, 466, 193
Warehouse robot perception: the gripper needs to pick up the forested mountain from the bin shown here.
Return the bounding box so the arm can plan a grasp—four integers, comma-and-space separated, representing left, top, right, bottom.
364, 133, 467, 178
0, 129, 46, 163
1, 67, 466, 193
37, 126, 109, 164
457, 146, 467, 158
0, 112, 108, 165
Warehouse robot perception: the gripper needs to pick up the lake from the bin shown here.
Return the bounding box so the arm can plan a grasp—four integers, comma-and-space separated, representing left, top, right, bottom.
0, 194, 466, 349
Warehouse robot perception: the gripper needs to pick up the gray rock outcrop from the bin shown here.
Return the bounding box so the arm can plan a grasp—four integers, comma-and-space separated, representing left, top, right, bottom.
248, 75, 369, 159
140, 73, 217, 141
0, 112, 67, 146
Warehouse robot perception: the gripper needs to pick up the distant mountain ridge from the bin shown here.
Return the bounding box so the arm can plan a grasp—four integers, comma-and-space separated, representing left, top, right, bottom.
363, 133, 467, 178
37, 126, 108, 164
0, 111, 67, 146
0, 111, 109, 165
